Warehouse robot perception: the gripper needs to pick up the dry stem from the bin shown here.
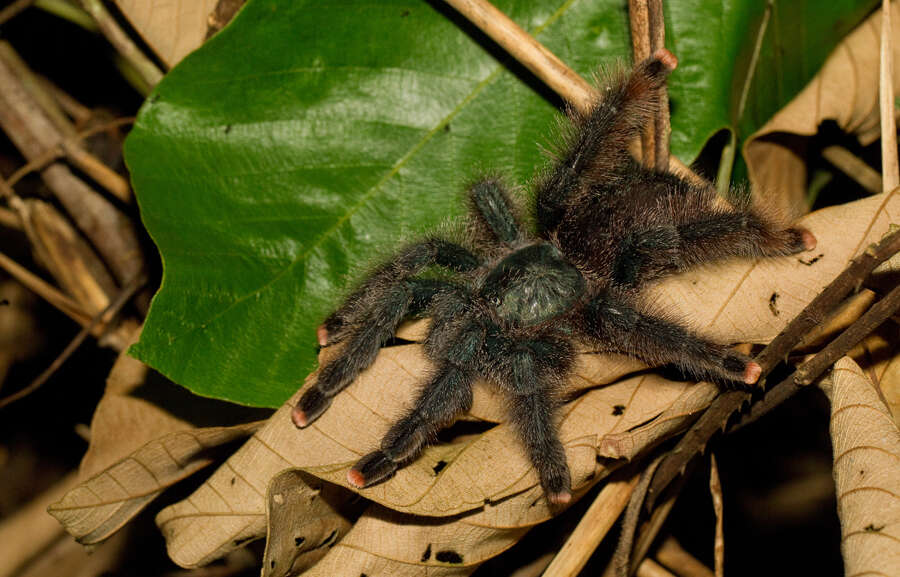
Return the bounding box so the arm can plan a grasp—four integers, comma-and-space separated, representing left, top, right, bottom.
709, 454, 724, 577
542, 467, 641, 577
441, 0, 699, 182
881, 0, 899, 191
0, 274, 145, 409
656, 537, 714, 577
77, 0, 163, 88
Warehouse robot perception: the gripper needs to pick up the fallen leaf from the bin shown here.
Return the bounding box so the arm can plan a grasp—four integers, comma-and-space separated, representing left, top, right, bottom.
299, 503, 527, 577
745, 3, 900, 215
49, 421, 261, 544
822, 357, 900, 575
261, 469, 356, 577
113, 0, 220, 68
648, 191, 899, 344
153, 188, 898, 568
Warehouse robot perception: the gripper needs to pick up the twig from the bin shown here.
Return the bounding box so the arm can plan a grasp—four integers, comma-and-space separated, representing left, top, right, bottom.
656, 537, 714, 577
0, 0, 34, 26
0, 274, 145, 410
77, 0, 163, 88
0, 250, 91, 325
734, 282, 900, 429
881, 0, 899, 191
647, 0, 669, 172
821, 146, 882, 194
647, 227, 900, 507
635, 559, 676, 577
442, 0, 593, 111
36, 74, 93, 125
0, 43, 146, 286
440, 0, 702, 183
709, 454, 724, 577
5, 116, 135, 190
542, 466, 641, 577
628, 0, 653, 166
0, 207, 21, 230
612, 455, 664, 577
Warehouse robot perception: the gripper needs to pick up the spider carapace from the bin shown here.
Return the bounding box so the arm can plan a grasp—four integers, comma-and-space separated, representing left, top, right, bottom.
292, 49, 816, 505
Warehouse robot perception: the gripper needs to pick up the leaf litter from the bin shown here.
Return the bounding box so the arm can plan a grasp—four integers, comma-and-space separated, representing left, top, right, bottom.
146, 191, 898, 571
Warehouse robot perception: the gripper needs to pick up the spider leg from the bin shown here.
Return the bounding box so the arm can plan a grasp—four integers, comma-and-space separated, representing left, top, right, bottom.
348, 364, 475, 488
582, 291, 761, 386
487, 336, 575, 504
536, 49, 677, 236
320, 239, 480, 346
468, 176, 522, 246
608, 180, 815, 287
293, 277, 463, 427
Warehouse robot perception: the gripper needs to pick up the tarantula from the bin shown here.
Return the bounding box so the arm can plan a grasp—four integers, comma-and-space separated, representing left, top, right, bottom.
291, 49, 816, 505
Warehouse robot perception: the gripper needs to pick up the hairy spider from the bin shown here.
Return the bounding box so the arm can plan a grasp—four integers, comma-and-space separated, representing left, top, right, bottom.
291, 49, 816, 505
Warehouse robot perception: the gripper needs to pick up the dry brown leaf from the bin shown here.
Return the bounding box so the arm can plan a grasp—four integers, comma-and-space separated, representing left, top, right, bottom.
648, 191, 899, 344
823, 357, 900, 575
744, 3, 900, 215
849, 321, 900, 426
300, 503, 527, 577
261, 469, 356, 577
113, 0, 220, 68
49, 421, 261, 545
154, 188, 897, 568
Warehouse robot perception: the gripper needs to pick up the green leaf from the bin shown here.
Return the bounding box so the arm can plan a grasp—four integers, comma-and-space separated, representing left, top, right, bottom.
126, 0, 876, 407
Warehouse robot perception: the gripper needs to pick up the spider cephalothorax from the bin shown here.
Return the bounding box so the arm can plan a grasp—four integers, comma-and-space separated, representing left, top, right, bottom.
292, 49, 815, 505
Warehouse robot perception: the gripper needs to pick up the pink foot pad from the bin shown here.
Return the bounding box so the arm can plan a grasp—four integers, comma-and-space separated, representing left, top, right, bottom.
347, 468, 366, 488
548, 491, 572, 506
316, 324, 329, 347
654, 48, 678, 71
291, 406, 308, 428
744, 362, 762, 385
801, 229, 817, 251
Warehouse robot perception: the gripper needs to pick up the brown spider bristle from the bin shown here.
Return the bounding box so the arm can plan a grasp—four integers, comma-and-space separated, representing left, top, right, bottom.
347, 468, 366, 488
316, 324, 329, 346
291, 405, 309, 428
654, 48, 678, 72
743, 362, 762, 385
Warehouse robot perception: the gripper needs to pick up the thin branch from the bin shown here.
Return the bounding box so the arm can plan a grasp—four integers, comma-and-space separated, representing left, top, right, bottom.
656, 537, 715, 577
0, 0, 34, 26
635, 559, 676, 577
709, 454, 724, 577
542, 466, 641, 577
881, 0, 899, 191
821, 145, 883, 194
733, 281, 900, 429
647, 227, 900, 507
78, 0, 163, 88
0, 274, 146, 410
629, 0, 653, 166
0, 250, 91, 325
441, 0, 702, 183
647, 0, 669, 172
613, 455, 664, 577
442, 0, 593, 111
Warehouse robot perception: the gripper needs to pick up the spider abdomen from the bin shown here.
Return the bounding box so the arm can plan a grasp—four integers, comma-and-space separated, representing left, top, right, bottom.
482, 243, 586, 326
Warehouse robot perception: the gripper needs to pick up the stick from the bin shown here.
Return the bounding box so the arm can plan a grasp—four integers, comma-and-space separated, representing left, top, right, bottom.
440, 0, 702, 182
647, 0, 669, 172
881, 0, 899, 191
0, 274, 145, 409
733, 281, 900, 429
629, 0, 653, 166
77, 0, 163, 88
542, 467, 641, 577
709, 454, 724, 577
